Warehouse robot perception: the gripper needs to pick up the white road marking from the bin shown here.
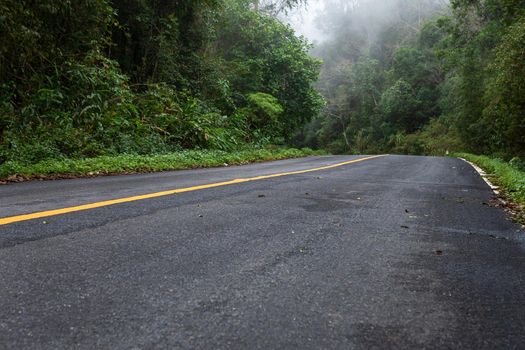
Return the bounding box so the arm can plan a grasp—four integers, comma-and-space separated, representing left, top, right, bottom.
459, 158, 500, 195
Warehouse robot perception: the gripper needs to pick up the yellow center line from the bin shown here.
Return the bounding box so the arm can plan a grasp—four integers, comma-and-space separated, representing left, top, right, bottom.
0, 155, 386, 226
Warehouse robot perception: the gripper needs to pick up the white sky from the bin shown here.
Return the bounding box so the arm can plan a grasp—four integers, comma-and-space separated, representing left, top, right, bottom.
284, 0, 327, 43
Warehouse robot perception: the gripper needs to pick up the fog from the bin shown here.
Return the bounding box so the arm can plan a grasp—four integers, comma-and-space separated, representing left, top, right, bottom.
286, 0, 327, 43
285, 0, 449, 44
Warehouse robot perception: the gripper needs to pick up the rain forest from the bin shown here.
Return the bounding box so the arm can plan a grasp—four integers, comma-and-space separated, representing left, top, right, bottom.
0, 0, 524, 175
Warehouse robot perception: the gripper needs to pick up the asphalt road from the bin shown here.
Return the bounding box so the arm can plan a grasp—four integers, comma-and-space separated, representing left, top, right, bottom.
0, 155, 524, 349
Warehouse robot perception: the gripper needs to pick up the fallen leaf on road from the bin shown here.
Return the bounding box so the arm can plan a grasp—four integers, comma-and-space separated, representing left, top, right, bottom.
435, 250, 443, 256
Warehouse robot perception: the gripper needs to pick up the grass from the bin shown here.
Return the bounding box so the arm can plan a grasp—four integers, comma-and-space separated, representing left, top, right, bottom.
0, 147, 327, 182
455, 153, 525, 222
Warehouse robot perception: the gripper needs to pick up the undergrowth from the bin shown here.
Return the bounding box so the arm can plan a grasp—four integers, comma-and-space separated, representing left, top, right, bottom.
456, 153, 525, 224
0, 147, 327, 181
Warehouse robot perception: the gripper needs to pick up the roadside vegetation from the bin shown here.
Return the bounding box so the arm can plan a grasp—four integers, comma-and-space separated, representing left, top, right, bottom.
0, 0, 322, 179
456, 154, 525, 220
0, 147, 324, 182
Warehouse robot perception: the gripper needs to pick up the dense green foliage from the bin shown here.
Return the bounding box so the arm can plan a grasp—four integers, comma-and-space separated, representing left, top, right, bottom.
448, 0, 525, 158
297, 0, 525, 160
0, 0, 323, 165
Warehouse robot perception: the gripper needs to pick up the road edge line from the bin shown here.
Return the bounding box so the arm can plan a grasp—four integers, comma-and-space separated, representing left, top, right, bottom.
459, 157, 500, 194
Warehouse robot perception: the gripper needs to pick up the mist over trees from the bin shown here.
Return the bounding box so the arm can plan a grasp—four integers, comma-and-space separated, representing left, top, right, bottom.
295, 0, 525, 159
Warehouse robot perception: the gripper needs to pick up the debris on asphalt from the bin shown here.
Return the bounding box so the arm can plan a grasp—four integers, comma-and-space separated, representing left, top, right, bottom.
488, 196, 525, 225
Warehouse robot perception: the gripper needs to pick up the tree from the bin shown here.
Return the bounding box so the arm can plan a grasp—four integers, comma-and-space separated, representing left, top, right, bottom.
380, 79, 423, 133
482, 17, 525, 157
216, 0, 323, 139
